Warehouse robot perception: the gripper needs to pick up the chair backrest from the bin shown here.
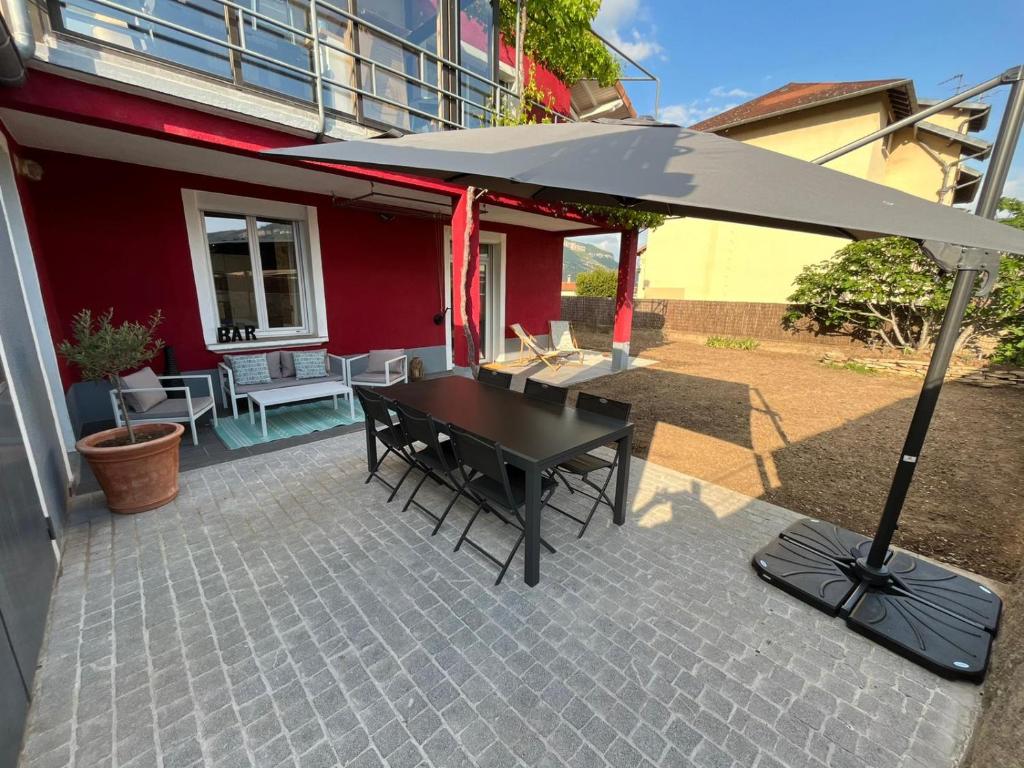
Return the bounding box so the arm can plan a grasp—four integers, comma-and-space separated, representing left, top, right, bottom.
477, 367, 513, 390
523, 378, 568, 406
510, 323, 546, 356
395, 404, 454, 472
549, 321, 577, 352
448, 425, 516, 507
576, 391, 632, 421
355, 386, 396, 429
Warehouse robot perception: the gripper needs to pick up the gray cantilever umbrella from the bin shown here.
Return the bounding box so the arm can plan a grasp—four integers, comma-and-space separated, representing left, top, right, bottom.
266, 118, 1021, 680
266, 118, 1024, 254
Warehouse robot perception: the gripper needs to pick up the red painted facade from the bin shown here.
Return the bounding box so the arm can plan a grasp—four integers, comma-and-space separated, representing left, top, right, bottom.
20, 150, 563, 386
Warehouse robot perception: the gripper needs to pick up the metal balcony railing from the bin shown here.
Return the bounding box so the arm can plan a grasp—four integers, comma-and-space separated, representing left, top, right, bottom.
48, 0, 578, 133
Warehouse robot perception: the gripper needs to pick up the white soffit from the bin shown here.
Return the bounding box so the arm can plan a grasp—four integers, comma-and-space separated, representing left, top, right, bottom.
0, 109, 598, 231
0, 109, 450, 210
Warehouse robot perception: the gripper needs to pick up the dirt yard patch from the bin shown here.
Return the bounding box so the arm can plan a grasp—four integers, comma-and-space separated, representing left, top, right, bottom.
573, 327, 1024, 583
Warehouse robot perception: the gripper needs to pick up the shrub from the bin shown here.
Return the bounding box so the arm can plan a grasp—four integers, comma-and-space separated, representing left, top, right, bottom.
705, 336, 760, 351
58, 309, 165, 444
785, 236, 1024, 356
575, 267, 618, 298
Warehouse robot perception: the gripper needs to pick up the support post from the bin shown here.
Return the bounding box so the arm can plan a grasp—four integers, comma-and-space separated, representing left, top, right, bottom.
612, 229, 638, 371
862, 265, 978, 571
451, 187, 481, 371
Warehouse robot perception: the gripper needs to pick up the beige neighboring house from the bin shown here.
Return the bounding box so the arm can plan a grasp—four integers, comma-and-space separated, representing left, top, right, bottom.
639, 79, 991, 302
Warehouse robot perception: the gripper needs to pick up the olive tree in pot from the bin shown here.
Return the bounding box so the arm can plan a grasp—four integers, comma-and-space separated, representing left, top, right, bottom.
59, 309, 185, 514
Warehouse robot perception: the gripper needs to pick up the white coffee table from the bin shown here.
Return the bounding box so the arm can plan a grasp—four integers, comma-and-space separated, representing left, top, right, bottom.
247, 381, 354, 438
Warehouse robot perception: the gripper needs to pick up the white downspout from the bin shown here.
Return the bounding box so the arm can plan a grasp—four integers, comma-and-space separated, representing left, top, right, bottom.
1, 0, 35, 60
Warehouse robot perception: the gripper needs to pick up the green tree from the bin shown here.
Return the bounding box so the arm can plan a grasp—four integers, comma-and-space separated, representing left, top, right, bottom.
58, 309, 165, 443
575, 267, 619, 297
785, 237, 1024, 356
998, 196, 1024, 230
498, 0, 620, 88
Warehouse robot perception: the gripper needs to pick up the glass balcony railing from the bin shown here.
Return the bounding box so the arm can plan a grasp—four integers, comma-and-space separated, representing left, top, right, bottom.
47, 0, 574, 132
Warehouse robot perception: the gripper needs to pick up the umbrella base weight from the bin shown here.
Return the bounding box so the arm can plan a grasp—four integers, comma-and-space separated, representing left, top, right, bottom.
753, 519, 1002, 682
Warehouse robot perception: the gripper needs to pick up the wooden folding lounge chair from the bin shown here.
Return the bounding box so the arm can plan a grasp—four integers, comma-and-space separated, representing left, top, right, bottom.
509, 323, 563, 371
549, 320, 585, 366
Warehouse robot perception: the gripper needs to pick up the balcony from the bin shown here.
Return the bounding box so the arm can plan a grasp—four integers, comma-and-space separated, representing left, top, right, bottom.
42, 0, 574, 133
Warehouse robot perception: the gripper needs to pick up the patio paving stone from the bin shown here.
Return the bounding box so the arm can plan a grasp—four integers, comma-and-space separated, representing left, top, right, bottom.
19, 430, 984, 768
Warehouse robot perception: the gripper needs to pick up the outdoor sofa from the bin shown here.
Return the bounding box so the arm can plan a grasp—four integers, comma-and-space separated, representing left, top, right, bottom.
218, 349, 348, 419
218, 348, 409, 418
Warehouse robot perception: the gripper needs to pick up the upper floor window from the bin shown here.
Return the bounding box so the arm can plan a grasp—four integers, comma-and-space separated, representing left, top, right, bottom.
182, 191, 327, 350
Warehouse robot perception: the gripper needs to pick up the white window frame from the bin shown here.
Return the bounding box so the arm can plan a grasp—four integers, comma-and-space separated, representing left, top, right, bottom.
443, 227, 506, 369
182, 189, 328, 352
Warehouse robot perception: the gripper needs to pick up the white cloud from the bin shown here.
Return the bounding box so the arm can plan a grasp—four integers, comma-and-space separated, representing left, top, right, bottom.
1004, 174, 1023, 199
710, 86, 753, 98
594, 0, 642, 31
594, 0, 662, 63
661, 101, 739, 127
605, 28, 663, 62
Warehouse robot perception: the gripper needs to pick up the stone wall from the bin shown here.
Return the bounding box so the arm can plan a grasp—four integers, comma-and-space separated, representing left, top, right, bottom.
821, 352, 1024, 388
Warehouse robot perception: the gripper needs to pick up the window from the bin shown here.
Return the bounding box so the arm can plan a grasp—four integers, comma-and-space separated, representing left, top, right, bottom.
183, 191, 327, 350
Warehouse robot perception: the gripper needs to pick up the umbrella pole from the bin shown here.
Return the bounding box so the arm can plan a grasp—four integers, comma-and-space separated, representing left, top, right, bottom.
751, 258, 1002, 681
858, 265, 978, 575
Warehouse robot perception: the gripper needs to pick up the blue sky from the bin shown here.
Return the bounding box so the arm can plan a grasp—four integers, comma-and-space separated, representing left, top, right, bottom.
574, 0, 1024, 255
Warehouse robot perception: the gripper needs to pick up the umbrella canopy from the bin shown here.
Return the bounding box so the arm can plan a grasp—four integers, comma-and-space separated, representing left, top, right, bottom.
265, 119, 1024, 255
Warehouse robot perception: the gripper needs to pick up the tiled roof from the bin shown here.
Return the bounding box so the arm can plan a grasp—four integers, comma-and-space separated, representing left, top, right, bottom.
692, 79, 914, 132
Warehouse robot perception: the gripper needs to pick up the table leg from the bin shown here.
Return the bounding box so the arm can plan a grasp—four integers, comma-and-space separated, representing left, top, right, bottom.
524, 464, 542, 587
614, 431, 632, 525
365, 409, 377, 474
248, 397, 254, 425
349, 392, 355, 420
260, 404, 268, 439
332, 394, 338, 410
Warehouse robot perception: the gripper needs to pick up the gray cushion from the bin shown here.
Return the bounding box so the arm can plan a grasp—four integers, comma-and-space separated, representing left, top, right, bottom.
232, 354, 272, 386
234, 373, 345, 394
350, 371, 392, 384
279, 350, 295, 378
128, 395, 214, 419
294, 350, 328, 379
266, 350, 283, 379
120, 366, 167, 413
367, 349, 405, 373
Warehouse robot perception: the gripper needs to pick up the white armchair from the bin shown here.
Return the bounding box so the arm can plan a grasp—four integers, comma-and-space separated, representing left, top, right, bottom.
111, 374, 217, 446
344, 350, 409, 388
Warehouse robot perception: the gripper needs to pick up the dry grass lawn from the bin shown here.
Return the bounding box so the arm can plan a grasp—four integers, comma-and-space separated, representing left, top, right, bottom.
573, 327, 1024, 583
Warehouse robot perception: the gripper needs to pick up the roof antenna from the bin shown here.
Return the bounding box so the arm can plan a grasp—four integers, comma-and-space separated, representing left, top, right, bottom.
938, 73, 965, 95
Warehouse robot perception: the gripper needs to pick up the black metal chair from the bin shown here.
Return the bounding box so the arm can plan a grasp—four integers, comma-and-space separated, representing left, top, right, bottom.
355, 387, 413, 501
393, 403, 464, 534
448, 425, 557, 585
523, 378, 568, 406
476, 367, 513, 390
550, 392, 632, 539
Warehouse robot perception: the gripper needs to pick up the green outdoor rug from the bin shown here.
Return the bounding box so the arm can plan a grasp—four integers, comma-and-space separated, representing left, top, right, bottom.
214, 399, 365, 449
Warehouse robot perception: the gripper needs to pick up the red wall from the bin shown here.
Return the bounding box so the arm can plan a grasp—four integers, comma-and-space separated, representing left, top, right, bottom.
488, 222, 564, 339
498, 42, 572, 116
22, 150, 563, 385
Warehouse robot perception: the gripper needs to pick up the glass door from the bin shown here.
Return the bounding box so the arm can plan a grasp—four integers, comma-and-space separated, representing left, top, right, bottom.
449, 243, 496, 362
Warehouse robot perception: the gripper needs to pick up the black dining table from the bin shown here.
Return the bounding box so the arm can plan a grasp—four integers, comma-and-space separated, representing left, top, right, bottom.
374, 376, 634, 586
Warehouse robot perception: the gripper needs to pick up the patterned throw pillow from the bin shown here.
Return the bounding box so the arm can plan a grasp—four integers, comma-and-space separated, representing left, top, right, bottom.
293, 350, 327, 380
232, 354, 272, 386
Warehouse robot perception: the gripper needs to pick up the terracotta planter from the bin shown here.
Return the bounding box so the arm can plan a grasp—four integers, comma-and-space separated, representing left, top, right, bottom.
77, 423, 184, 514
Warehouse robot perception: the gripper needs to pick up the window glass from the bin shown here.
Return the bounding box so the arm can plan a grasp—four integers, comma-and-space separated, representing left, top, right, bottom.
205, 214, 259, 328
459, 0, 495, 128
58, 0, 233, 79
241, 0, 316, 101
256, 219, 303, 328
356, 0, 442, 131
